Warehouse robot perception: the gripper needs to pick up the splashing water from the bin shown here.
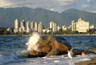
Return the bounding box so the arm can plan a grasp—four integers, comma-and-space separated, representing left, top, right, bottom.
26, 32, 40, 51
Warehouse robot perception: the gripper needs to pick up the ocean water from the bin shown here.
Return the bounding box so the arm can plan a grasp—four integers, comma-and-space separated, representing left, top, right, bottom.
0, 35, 96, 65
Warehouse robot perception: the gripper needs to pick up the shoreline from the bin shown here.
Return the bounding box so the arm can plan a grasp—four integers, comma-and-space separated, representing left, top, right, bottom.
0, 34, 96, 36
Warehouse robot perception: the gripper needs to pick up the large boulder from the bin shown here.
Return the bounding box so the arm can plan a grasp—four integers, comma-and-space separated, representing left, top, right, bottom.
26, 35, 71, 57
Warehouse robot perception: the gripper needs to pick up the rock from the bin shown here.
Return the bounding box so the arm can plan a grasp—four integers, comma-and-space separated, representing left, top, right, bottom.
27, 35, 71, 57
55, 36, 72, 49
69, 49, 90, 56
46, 36, 70, 56
88, 48, 96, 54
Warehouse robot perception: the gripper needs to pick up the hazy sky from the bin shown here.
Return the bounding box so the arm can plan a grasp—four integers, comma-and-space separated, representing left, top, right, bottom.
0, 0, 96, 13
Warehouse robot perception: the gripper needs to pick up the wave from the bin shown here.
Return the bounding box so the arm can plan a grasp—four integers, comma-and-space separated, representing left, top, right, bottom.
0, 53, 18, 65
0, 49, 96, 65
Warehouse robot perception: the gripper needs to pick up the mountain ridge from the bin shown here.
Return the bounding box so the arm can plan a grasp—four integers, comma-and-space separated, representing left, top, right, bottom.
0, 7, 96, 28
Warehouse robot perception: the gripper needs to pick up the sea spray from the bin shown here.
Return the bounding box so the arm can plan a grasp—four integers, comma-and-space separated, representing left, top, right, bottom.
26, 32, 40, 51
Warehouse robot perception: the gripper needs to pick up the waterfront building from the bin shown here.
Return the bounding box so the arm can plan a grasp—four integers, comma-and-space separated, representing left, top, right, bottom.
18, 27, 22, 33
30, 21, 34, 31
62, 25, 67, 31
14, 19, 19, 33
90, 24, 95, 29
34, 22, 38, 31
49, 21, 53, 30
43, 29, 51, 33
26, 21, 30, 33
49, 21, 53, 32
6, 28, 12, 32
49, 21, 57, 32
71, 20, 76, 32
57, 26, 61, 31
76, 18, 89, 32
19, 20, 25, 33
38, 22, 43, 33
53, 22, 57, 32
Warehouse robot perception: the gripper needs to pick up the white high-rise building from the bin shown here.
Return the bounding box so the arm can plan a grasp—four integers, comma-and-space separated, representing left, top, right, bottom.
76, 18, 89, 32
14, 19, 19, 33
34, 22, 38, 31
49, 21, 53, 29
49, 21, 57, 32
57, 26, 61, 31
19, 20, 25, 33
71, 20, 76, 32
26, 21, 30, 33
53, 22, 57, 32
38, 22, 43, 33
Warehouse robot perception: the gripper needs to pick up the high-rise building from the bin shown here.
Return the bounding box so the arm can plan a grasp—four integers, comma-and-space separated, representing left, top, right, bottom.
14, 19, 19, 33
57, 25, 61, 31
30, 21, 34, 31
76, 18, 89, 32
19, 20, 25, 33
49, 21, 53, 29
49, 21, 57, 32
34, 22, 38, 31
53, 22, 57, 32
71, 20, 76, 32
26, 21, 30, 33
38, 22, 43, 33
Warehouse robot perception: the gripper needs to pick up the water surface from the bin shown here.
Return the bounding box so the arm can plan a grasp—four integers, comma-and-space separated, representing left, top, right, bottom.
0, 35, 96, 65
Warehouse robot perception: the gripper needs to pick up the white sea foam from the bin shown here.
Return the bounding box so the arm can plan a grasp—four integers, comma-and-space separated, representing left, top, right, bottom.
68, 50, 73, 59
26, 32, 40, 51
1, 54, 96, 65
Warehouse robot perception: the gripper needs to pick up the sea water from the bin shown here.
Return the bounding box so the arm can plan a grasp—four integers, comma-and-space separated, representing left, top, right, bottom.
0, 35, 96, 65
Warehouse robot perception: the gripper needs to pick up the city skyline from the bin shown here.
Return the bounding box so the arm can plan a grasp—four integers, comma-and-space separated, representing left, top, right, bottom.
0, 0, 96, 13
13, 18, 95, 34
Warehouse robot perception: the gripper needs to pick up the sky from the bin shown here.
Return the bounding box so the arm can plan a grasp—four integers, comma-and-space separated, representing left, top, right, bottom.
0, 0, 96, 13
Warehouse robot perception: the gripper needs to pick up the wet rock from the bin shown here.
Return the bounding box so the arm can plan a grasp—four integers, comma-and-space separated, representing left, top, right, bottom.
27, 35, 71, 57
88, 48, 96, 54
70, 49, 90, 56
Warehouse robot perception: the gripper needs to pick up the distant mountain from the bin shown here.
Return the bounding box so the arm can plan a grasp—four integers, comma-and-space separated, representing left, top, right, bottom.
61, 9, 96, 26
0, 7, 96, 28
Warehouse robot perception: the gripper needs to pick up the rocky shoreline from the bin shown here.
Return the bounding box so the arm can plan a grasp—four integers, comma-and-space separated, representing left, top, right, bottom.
20, 33, 96, 58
